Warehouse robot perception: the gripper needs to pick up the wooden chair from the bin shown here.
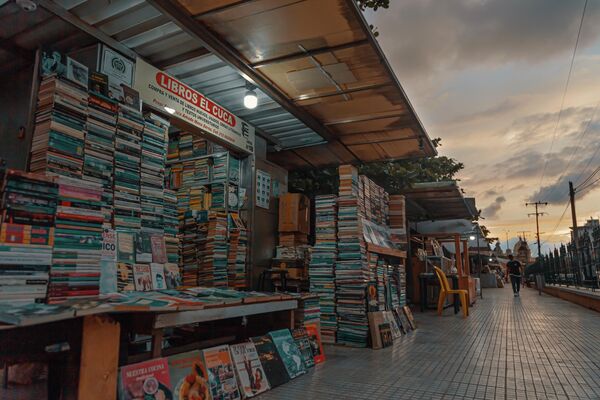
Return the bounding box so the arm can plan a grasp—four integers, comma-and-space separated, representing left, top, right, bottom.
433, 266, 469, 318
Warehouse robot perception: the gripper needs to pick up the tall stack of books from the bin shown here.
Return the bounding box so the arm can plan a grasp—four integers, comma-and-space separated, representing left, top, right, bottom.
359, 176, 387, 225
293, 294, 321, 328
163, 189, 179, 264
193, 136, 208, 156
114, 105, 143, 229
376, 258, 386, 310
178, 132, 193, 160
29, 75, 88, 179
389, 195, 407, 249
140, 113, 169, 234
336, 165, 369, 347
227, 214, 247, 289
180, 211, 202, 286
85, 90, 117, 224
0, 171, 57, 304
391, 264, 406, 307
200, 211, 228, 287
48, 176, 103, 303
309, 195, 337, 344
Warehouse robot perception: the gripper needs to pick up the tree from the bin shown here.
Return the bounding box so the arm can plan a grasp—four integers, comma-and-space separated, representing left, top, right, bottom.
355, 0, 390, 37
288, 140, 465, 196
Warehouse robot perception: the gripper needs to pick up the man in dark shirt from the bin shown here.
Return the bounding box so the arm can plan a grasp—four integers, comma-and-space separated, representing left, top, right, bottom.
507, 255, 522, 297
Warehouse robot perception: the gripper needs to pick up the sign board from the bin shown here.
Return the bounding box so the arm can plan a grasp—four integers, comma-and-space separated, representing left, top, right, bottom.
134, 58, 255, 154
101, 228, 117, 261
99, 45, 134, 102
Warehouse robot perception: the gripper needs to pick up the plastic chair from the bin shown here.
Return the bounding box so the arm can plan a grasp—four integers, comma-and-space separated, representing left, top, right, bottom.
433, 266, 469, 318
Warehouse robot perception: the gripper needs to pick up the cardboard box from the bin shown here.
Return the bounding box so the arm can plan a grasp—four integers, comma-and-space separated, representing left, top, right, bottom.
278, 193, 310, 234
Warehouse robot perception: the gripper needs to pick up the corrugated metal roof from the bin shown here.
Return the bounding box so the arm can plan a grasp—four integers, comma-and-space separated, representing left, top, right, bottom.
0, 0, 435, 166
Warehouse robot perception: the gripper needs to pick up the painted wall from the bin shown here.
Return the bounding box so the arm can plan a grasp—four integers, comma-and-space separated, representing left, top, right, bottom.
0, 65, 34, 170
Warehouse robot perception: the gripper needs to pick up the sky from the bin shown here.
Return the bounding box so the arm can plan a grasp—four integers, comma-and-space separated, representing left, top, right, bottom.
367, 0, 600, 256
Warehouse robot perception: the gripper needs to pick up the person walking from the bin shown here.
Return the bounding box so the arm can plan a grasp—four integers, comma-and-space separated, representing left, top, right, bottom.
507, 255, 522, 297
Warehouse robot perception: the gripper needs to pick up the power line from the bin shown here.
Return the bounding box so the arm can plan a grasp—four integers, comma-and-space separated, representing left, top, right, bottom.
540, 200, 570, 247
538, 0, 588, 189
575, 164, 600, 190
576, 174, 600, 194
573, 134, 600, 185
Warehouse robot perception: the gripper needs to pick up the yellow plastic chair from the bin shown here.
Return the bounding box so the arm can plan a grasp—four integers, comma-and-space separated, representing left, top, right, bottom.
433, 266, 469, 318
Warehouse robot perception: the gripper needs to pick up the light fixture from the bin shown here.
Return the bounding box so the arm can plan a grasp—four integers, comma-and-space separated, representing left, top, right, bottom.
489, 258, 493, 262
469, 235, 476, 241
244, 84, 258, 109
164, 106, 176, 115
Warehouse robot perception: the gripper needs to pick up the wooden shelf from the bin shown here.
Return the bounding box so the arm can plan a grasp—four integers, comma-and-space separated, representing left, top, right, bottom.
366, 243, 407, 258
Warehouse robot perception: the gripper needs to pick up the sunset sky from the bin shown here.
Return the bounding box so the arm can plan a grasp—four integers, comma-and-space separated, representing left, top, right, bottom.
367, 0, 600, 256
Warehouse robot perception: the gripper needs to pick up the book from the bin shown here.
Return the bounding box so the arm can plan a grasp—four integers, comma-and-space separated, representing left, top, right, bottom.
99, 260, 117, 294
66, 56, 88, 89
379, 323, 393, 348
0, 303, 75, 325
250, 335, 290, 388
135, 231, 153, 263
304, 324, 325, 364
117, 231, 135, 263
89, 71, 108, 96
117, 263, 134, 292
164, 263, 182, 290
229, 342, 270, 398
403, 305, 416, 330
167, 350, 211, 400
119, 358, 172, 400
291, 328, 315, 369
133, 264, 152, 291
150, 263, 167, 290
202, 345, 241, 400
151, 235, 167, 263
268, 329, 306, 379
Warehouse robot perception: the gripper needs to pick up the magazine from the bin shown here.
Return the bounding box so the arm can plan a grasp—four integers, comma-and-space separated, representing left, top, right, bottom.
133, 264, 153, 291
269, 329, 306, 379
291, 328, 315, 369
250, 335, 290, 388
150, 263, 167, 290
119, 358, 172, 400
304, 324, 325, 364
202, 345, 241, 400
229, 342, 270, 397
168, 350, 211, 400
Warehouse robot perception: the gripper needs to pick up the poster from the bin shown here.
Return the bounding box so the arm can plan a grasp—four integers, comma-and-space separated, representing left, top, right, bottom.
101, 228, 117, 261
134, 58, 255, 154
256, 170, 271, 209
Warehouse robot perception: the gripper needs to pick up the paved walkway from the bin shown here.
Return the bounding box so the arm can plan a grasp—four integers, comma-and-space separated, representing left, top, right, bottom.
260, 287, 600, 400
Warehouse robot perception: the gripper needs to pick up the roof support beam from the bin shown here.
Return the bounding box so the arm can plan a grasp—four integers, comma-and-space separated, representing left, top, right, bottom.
155, 47, 211, 70
37, 0, 137, 60
343, 135, 419, 147
251, 39, 369, 68
324, 112, 413, 126
0, 37, 34, 61
147, 0, 359, 162
294, 82, 393, 102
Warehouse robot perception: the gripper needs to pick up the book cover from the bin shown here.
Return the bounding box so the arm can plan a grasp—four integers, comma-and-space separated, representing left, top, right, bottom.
133, 264, 152, 291
102, 228, 117, 261
379, 323, 393, 348
66, 56, 88, 89
117, 231, 135, 263
250, 335, 290, 388
403, 305, 417, 330
150, 263, 167, 290
268, 329, 306, 379
167, 350, 211, 400
122, 84, 141, 111
291, 328, 315, 369
135, 232, 153, 263
164, 263, 182, 290
383, 311, 402, 339
151, 235, 167, 263
89, 71, 109, 96
202, 345, 241, 400
100, 260, 117, 294
119, 358, 172, 400
229, 342, 270, 398
304, 324, 325, 364
117, 263, 135, 292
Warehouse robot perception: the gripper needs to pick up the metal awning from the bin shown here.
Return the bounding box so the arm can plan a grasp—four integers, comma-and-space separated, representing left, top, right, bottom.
0, 0, 435, 168
403, 181, 478, 221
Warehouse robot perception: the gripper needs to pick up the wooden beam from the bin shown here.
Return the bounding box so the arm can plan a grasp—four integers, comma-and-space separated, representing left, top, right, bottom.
293, 82, 393, 102
77, 316, 120, 400
154, 47, 211, 69
0, 37, 34, 61
37, 0, 137, 60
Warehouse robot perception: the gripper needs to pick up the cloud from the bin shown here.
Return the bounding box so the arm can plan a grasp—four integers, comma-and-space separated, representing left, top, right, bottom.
369, 0, 600, 78
482, 196, 506, 219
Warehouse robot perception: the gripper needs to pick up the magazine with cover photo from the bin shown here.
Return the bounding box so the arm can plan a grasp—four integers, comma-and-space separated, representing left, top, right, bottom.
119, 358, 172, 400
304, 324, 325, 364
269, 329, 306, 379
291, 328, 315, 369
229, 342, 270, 397
167, 350, 211, 400
202, 345, 241, 400
250, 335, 290, 388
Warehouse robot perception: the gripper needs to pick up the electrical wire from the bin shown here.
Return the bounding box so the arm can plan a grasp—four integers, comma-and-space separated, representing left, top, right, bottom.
575, 164, 600, 190
540, 200, 571, 248
538, 0, 588, 190
576, 174, 600, 194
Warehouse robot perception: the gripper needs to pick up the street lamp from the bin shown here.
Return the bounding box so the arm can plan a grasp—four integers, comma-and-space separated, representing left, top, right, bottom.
469, 226, 483, 299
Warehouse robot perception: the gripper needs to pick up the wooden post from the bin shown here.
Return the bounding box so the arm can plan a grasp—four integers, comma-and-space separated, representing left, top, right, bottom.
463, 240, 470, 275
454, 234, 463, 276
77, 316, 120, 400
151, 329, 164, 358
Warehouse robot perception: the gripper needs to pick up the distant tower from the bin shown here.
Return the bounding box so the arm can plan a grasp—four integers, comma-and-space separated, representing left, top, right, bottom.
492, 242, 504, 257
513, 236, 532, 265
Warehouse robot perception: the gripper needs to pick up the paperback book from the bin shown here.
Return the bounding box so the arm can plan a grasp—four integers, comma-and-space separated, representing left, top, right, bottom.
229, 342, 270, 398
202, 345, 241, 400
269, 329, 306, 379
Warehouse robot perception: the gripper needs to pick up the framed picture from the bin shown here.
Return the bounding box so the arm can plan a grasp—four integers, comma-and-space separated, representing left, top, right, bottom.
66, 56, 89, 89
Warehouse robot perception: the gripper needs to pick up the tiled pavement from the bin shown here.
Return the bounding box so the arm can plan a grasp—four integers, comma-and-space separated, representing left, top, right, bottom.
2, 287, 599, 399
259, 287, 600, 400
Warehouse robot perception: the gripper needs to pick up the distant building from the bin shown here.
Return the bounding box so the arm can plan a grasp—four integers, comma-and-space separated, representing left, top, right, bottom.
513, 237, 533, 265
492, 242, 504, 257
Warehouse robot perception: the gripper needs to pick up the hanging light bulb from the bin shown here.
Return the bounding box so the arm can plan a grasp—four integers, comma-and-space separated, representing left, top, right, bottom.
164, 106, 176, 115
244, 84, 258, 109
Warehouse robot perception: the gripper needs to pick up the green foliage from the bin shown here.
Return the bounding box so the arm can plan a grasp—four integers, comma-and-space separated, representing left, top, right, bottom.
288, 155, 465, 197
356, 0, 390, 11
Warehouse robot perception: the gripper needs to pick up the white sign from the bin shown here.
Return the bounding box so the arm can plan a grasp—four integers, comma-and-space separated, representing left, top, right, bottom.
134, 58, 255, 154
256, 169, 271, 209
100, 45, 134, 102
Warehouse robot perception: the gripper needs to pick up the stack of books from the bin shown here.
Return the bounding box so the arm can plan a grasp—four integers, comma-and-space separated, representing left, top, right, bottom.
359, 176, 387, 225
375, 258, 386, 310
29, 75, 88, 179
48, 176, 103, 303
391, 264, 406, 307
114, 105, 143, 229
180, 211, 203, 286
86, 91, 117, 224
178, 132, 193, 160
200, 212, 228, 287
336, 165, 369, 347
0, 170, 58, 304
309, 194, 337, 344
293, 293, 321, 328
193, 136, 207, 156
167, 135, 179, 161
211, 153, 228, 183
389, 195, 407, 248
163, 189, 179, 265
140, 113, 169, 234
227, 214, 247, 289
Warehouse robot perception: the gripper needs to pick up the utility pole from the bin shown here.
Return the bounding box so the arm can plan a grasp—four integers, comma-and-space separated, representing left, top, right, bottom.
569, 181, 581, 285
526, 201, 548, 259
